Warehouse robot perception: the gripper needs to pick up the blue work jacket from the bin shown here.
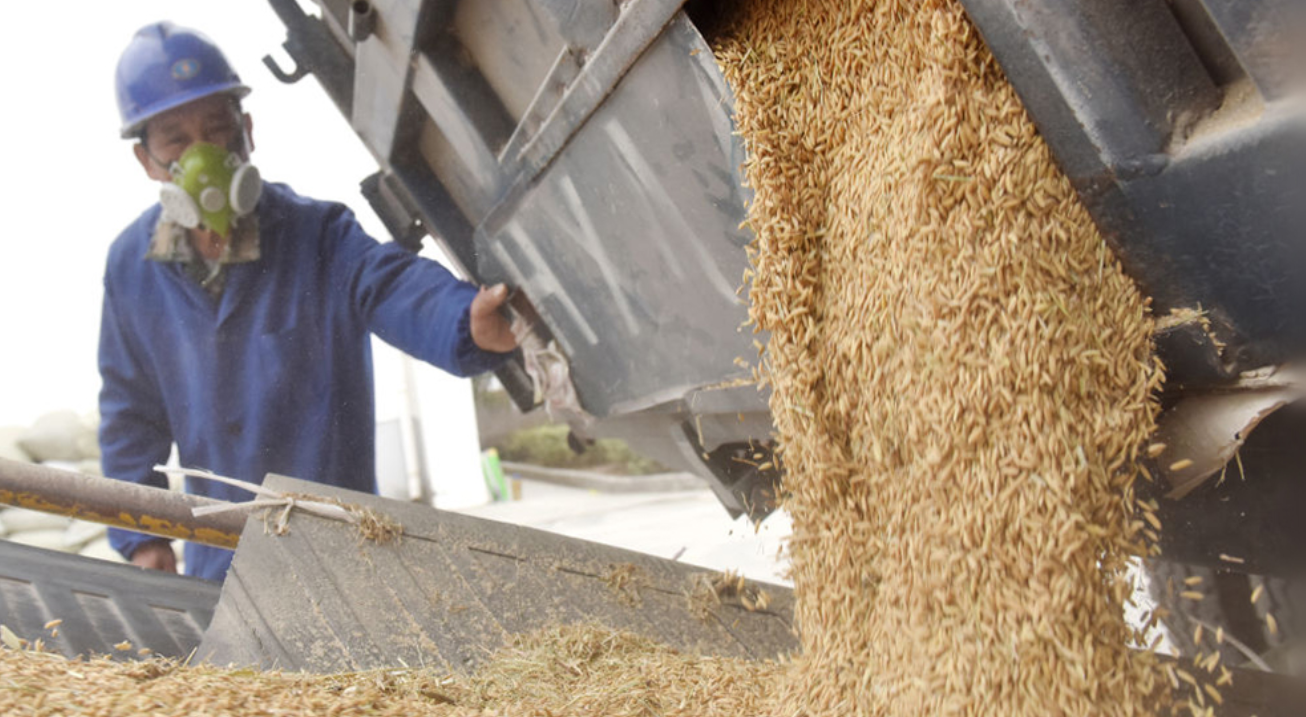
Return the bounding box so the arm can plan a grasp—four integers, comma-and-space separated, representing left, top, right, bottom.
100, 182, 507, 580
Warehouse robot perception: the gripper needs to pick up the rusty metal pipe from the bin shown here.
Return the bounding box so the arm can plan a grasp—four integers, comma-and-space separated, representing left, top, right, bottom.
0, 458, 243, 549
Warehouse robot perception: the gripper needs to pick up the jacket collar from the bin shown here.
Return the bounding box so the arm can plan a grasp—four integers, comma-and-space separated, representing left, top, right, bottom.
144, 215, 261, 266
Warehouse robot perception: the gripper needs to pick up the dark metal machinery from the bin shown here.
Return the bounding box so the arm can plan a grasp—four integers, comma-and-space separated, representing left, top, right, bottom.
265, 0, 1306, 540
959, 0, 1306, 571
263, 0, 778, 518
959, 0, 1306, 673
962, 0, 1306, 386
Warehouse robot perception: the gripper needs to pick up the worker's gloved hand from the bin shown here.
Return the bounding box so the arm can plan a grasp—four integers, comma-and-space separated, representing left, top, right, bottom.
130, 540, 178, 574
470, 284, 519, 354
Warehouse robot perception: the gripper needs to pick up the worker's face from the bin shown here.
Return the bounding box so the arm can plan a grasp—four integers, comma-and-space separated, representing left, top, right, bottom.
134, 94, 254, 182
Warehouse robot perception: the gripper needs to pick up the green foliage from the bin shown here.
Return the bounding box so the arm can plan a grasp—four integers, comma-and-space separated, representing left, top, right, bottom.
472, 376, 514, 410
492, 424, 666, 476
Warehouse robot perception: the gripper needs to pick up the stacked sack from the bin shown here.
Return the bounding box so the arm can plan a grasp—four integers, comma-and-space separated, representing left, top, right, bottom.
0, 411, 122, 563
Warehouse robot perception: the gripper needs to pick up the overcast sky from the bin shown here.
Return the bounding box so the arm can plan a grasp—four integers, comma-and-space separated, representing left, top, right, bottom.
0, 1, 412, 426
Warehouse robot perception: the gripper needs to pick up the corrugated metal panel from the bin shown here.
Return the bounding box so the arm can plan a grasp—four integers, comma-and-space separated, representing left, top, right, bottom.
0, 540, 219, 660
198, 474, 796, 672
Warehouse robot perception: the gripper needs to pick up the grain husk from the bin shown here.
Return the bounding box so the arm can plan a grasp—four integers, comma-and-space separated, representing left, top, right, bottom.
714, 0, 1167, 713
0, 625, 774, 717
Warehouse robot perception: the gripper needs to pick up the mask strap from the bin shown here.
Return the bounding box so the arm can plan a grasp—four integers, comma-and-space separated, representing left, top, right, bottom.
142, 143, 177, 178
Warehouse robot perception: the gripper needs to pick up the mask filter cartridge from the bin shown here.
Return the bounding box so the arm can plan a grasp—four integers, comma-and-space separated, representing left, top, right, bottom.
159, 142, 261, 237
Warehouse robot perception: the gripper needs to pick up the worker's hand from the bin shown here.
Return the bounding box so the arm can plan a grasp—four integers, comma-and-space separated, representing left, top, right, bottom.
470, 284, 518, 353
130, 540, 178, 573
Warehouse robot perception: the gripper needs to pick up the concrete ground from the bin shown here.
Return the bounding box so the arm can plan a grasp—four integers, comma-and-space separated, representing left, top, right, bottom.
457, 477, 794, 587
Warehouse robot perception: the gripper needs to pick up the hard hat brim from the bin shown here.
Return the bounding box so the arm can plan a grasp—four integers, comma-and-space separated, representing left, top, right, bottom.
120, 81, 251, 139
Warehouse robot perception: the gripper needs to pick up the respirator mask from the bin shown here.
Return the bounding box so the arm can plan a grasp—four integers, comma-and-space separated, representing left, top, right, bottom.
158, 141, 261, 238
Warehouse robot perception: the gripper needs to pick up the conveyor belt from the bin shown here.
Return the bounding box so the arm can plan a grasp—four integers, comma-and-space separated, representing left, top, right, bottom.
0, 539, 219, 660
198, 474, 796, 672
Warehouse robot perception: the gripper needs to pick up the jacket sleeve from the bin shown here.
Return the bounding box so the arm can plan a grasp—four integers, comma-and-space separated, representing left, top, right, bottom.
329, 207, 511, 377
98, 280, 175, 561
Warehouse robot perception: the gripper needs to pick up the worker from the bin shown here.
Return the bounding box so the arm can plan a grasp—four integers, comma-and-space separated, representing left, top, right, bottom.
101, 22, 518, 580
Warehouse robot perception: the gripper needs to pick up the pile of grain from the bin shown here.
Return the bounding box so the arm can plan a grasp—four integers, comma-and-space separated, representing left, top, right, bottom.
714, 0, 1166, 714
0, 624, 774, 717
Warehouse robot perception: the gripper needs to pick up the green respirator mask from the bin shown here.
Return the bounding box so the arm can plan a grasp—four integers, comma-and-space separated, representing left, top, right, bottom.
158, 142, 262, 238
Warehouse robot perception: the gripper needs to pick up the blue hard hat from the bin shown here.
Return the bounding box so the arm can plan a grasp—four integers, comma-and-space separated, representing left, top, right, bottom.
115, 22, 251, 139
